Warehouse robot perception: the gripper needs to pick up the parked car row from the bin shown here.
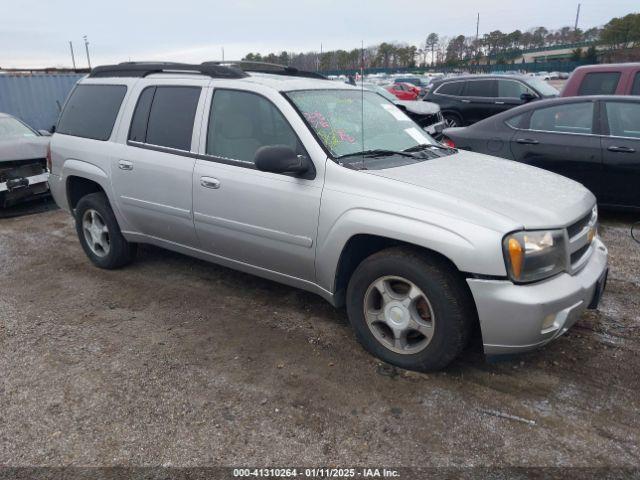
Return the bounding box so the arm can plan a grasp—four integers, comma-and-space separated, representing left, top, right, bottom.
442, 95, 640, 209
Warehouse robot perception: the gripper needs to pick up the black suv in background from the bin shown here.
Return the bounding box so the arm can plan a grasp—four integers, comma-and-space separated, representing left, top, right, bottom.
424, 75, 559, 127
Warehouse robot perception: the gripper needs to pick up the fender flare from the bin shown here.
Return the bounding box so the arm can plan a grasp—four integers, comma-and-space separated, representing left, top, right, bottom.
316, 208, 505, 293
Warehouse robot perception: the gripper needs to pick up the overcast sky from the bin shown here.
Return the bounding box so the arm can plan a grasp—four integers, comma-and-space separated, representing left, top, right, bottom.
1, 0, 638, 68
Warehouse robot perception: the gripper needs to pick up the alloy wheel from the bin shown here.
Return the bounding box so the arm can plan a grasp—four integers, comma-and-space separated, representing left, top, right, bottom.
363, 276, 436, 354
82, 209, 110, 258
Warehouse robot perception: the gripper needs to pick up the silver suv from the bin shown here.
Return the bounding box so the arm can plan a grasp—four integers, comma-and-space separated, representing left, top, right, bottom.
48, 62, 608, 371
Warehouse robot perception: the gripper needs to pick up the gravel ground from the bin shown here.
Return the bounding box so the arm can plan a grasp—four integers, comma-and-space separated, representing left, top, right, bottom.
0, 204, 639, 468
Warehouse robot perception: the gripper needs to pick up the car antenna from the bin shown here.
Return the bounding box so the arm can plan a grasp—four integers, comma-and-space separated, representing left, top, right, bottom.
360, 40, 365, 170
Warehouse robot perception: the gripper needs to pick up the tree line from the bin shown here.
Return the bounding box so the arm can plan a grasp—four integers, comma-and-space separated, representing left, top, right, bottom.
242, 12, 640, 71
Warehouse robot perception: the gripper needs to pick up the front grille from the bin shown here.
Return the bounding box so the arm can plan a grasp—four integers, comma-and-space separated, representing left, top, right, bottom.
567, 210, 592, 239
423, 113, 440, 126
570, 243, 591, 265
567, 206, 597, 273
0, 158, 47, 183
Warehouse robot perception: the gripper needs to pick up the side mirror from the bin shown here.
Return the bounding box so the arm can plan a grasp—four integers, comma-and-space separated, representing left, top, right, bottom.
520, 92, 536, 103
49, 125, 56, 134
38, 129, 52, 137
254, 145, 309, 175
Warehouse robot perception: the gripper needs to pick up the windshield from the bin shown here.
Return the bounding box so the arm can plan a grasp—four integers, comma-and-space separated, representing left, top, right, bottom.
0, 117, 37, 140
526, 78, 559, 97
286, 89, 435, 158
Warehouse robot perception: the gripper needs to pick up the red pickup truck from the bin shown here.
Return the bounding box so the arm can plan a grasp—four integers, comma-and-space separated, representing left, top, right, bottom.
561, 63, 640, 97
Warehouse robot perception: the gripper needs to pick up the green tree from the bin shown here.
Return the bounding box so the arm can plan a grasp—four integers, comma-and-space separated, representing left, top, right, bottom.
584, 45, 598, 63
425, 33, 439, 67
601, 13, 640, 50
571, 47, 583, 61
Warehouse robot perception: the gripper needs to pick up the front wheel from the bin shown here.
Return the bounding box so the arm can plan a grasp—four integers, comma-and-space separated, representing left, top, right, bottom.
443, 113, 462, 128
346, 247, 475, 371
75, 192, 136, 269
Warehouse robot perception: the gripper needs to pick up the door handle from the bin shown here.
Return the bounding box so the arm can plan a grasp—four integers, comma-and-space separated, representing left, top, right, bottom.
495, 101, 505, 105
200, 177, 221, 189
516, 138, 539, 145
460, 99, 471, 103
607, 145, 635, 153
118, 160, 133, 171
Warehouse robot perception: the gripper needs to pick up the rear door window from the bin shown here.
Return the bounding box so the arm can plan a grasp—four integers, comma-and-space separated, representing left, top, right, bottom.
463, 80, 497, 98
144, 86, 201, 151
605, 102, 640, 139
578, 72, 621, 95
529, 102, 594, 134
631, 72, 640, 95
436, 81, 463, 96
57, 84, 127, 140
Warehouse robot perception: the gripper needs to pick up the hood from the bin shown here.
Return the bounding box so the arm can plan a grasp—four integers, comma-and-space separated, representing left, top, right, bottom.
396, 100, 440, 116
0, 136, 49, 163
365, 149, 595, 230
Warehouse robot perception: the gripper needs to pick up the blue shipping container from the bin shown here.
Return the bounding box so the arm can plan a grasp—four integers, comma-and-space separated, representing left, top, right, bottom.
0, 74, 84, 131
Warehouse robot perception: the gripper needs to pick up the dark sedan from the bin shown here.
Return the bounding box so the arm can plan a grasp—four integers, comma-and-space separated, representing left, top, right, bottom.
442, 95, 640, 209
424, 75, 559, 128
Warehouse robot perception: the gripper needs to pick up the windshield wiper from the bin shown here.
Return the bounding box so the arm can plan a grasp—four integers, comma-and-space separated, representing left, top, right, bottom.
338, 149, 416, 160
403, 143, 455, 153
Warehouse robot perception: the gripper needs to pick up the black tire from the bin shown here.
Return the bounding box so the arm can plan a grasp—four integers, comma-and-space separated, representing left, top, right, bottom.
74, 192, 136, 269
346, 247, 475, 372
443, 112, 463, 128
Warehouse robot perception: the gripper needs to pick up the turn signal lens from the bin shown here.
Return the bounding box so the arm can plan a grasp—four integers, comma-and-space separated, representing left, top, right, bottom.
508, 238, 523, 279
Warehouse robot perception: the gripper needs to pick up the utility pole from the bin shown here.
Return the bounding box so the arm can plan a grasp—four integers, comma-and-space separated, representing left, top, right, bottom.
83, 35, 91, 69
476, 13, 480, 41
69, 41, 76, 70
574, 3, 581, 31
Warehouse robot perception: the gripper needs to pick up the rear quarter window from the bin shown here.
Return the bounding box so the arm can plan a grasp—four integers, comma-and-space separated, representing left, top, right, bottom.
57, 84, 127, 140
435, 81, 463, 96
577, 72, 621, 95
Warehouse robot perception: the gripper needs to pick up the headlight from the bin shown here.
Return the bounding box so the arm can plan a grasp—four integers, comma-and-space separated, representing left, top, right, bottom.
503, 230, 566, 283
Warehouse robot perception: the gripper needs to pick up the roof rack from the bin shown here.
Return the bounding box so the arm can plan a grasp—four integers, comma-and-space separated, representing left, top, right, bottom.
88, 61, 327, 80
88, 62, 248, 79
203, 61, 328, 80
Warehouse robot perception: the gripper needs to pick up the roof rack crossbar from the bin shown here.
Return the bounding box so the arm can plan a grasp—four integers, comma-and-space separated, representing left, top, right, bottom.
202, 61, 328, 80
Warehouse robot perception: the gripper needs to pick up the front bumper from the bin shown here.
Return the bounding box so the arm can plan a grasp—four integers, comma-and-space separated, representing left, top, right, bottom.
467, 238, 608, 355
0, 172, 49, 207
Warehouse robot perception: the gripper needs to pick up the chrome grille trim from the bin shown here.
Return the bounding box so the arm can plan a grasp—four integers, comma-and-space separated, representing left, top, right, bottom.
566, 205, 598, 274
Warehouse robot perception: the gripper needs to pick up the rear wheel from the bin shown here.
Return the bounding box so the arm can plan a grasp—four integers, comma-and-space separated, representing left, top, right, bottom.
346, 247, 474, 371
75, 192, 136, 269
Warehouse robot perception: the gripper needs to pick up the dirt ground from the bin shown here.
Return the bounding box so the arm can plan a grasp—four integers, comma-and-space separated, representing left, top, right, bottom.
0, 203, 639, 468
